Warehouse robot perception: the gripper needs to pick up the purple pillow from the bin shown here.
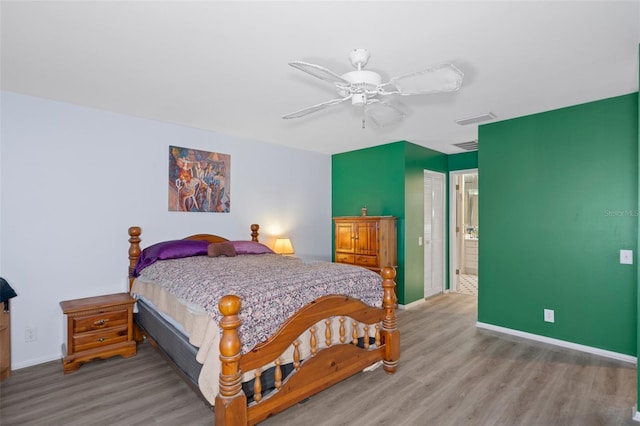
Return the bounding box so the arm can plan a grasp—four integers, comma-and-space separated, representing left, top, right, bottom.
229, 240, 274, 255
132, 239, 209, 277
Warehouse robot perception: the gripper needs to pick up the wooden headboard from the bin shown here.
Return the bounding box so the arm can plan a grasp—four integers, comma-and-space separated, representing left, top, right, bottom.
127, 224, 260, 290
183, 234, 229, 243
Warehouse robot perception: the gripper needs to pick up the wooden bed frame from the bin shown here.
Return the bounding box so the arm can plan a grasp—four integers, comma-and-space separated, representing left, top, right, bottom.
127, 224, 400, 426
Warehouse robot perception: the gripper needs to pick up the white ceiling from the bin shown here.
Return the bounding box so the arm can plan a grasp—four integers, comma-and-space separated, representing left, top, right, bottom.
2, 1, 639, 155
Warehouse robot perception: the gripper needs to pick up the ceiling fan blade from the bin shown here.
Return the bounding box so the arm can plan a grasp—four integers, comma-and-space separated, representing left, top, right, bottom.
282, 96, 352, 119
380, 63, 464, 96
365, 100, 406, 127
289, 61, 351, 86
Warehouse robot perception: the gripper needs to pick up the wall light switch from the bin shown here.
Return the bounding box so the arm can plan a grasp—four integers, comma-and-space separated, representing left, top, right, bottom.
620, 250, 633, 265
418, 236, 423, 246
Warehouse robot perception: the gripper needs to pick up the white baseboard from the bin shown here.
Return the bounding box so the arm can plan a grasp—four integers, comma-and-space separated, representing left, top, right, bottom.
398, 298, 428, 310
632, 406, 640, 422
476, 322, 637, 365
13, 353, 61, 370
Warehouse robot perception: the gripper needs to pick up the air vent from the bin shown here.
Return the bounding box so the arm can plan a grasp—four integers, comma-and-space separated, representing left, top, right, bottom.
455, 112, 496, 126
453, 140, 478, 151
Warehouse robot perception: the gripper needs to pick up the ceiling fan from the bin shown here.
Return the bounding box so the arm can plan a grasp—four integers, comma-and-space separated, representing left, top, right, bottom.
282, 48, 464, 128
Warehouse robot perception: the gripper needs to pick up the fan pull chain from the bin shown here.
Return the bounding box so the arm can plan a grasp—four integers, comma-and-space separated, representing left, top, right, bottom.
361, 93, 366, 129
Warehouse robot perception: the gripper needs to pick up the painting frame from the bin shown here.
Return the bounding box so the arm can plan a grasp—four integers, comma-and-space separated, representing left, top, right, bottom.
168, 145, 230, 213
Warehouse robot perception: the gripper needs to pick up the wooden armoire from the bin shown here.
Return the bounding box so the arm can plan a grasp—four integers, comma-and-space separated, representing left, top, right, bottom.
333, 216, 397, 274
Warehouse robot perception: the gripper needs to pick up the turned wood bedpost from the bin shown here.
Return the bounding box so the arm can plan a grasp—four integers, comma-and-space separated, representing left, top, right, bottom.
381, 266, 400, 374
215, 295, 247, 426
128, 226, 142, 292
250, 224, 259, 242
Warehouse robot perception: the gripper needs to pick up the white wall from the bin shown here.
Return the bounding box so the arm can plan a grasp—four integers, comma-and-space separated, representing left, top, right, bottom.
0, 91, 332, 369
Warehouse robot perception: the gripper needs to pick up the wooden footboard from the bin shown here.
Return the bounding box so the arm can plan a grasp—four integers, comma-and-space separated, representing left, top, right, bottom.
215, 267, 399, 426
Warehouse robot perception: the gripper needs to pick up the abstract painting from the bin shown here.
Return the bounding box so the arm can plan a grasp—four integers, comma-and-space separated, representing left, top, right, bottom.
168, 145, 230, 212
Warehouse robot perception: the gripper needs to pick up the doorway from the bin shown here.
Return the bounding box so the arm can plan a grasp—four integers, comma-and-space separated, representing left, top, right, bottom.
424, 170, 446, 299
449, 169, 479, 296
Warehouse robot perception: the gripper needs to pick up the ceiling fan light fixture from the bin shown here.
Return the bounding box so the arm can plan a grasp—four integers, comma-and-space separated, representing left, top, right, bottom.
283, 49, 464, 127
338, 70, 382, 97
352, 93, 367, 106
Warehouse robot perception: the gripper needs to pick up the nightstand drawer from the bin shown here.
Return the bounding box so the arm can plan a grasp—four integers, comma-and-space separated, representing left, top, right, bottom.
73, 325, 129, 352
73, 309, 129, 333
335, 253, 355, 264
355, 255, 378, 267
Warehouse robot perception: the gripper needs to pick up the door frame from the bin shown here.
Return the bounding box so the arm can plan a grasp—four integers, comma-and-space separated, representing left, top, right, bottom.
448, 168, 478, 293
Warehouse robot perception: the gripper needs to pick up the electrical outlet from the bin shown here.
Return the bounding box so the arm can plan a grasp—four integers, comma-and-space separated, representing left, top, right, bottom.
544, 309, 555, 323
620, 250, 633, 265
25, 327, 37, 343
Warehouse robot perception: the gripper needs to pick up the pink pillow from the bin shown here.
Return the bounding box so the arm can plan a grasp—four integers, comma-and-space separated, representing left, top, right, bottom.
229, 240, 274, 255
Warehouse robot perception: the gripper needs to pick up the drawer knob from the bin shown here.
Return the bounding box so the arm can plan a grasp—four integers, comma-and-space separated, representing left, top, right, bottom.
93, 319, 108, 326
96, 337, 106, 343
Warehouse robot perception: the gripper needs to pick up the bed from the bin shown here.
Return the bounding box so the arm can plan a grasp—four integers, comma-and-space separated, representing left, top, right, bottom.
127, 224, 399, 426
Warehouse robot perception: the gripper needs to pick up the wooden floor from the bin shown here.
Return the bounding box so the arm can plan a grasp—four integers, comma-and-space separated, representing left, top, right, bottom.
1, 293, 636, 425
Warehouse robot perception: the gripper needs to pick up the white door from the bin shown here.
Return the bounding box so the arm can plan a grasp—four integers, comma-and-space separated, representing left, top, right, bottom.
424, 170, 446, 298
448, 174, 463, 293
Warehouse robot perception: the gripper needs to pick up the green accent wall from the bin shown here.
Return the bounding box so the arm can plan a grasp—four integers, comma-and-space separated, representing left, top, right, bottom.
332, 141, 448, 305
405, 143, 448, 303
332, 142, 406, 300
449, 151, 478, 171
479, 93, 638, 356
332, 143, 406, 218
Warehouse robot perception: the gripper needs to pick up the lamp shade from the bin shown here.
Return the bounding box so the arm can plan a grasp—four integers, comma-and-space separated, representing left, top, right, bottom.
273, 238, 294, 255
0, 278, 17, 311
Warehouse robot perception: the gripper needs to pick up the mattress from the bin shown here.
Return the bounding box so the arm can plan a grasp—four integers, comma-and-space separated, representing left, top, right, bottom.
131, 253, 385, 404
135, 296, 295, 404
135, 297, 202, 386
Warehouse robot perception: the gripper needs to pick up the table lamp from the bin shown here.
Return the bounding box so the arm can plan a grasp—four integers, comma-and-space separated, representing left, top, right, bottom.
273, 237, 295, 256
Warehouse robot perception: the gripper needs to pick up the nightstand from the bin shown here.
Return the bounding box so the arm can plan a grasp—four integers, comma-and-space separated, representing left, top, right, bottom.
0, 305, 10, 380
60, 292, 136, 373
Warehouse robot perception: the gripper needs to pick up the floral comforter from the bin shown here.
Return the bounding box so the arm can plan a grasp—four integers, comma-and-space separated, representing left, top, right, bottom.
136, 254, 383, 354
